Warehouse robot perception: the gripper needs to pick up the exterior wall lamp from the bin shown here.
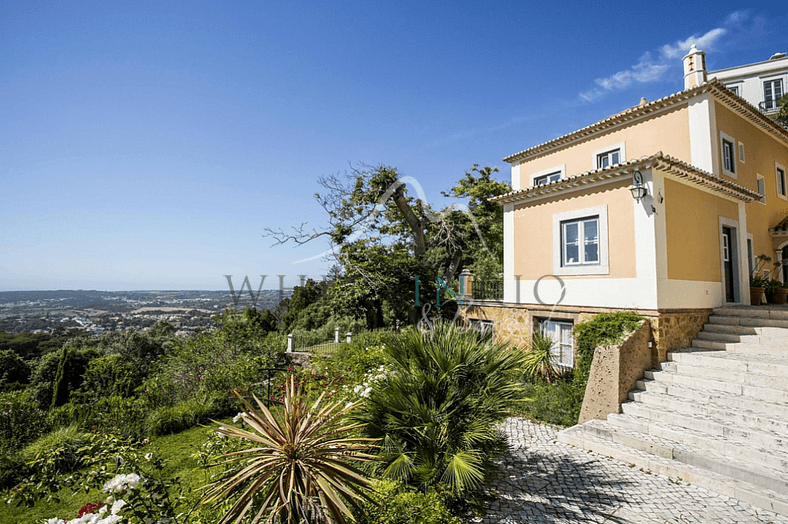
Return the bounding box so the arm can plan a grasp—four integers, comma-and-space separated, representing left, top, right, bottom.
629, 170, 648, 203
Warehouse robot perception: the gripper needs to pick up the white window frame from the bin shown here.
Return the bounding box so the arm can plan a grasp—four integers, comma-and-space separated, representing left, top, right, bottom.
747, 234, 754, 277
720, 131, 737, 179
552, 205, 609, 276
757, 174, 766, 205
592, 142, 626, 170
539, 319, 574, 369
528, 164, 565, 188
777, 162, 787, 201
763, 78, 784, 111
726, 84, 740, 97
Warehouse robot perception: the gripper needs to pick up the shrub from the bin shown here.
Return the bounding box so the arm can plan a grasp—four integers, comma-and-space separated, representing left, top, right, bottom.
355, 479, 463, 524
48, 395, 148, 439
357, 322, 524, 498
201, 378, 377, 524
145, 396, 221, 436
0, 450, 28, 490
522, 332, 560, 383
80, 353, 143, 399
0, 349, 31, 390
519, 379, 584, 427
0, 390, 49, 453
21, 425, 90, 473
29, 345, 101, 407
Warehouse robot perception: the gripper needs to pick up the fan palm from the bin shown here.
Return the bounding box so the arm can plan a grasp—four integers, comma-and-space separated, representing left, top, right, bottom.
522, 331, 560, 383
201, 376, 378, 524
356, 321, 524, 495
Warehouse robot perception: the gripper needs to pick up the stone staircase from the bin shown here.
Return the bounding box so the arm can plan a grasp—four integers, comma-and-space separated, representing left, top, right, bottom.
558, 306, 788, 516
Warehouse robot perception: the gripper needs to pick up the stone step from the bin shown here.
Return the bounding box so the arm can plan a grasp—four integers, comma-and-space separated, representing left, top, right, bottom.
713, 307, 788, 320
657, 359, 788, 390
698, 330, 788, 346
618, 401, 788, 453
607, 412, 788, 472
708, 315, 788, 329
643, 368, 788, 402
628, 389, 788, 436
558, 420, 788, 516
691, 338, 788, 356
668, 349, 788, 376
703, 323, 760, 335
635, 378, 788, 420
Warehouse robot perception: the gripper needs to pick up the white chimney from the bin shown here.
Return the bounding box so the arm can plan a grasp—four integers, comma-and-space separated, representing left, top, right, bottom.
683, 44, 707, 90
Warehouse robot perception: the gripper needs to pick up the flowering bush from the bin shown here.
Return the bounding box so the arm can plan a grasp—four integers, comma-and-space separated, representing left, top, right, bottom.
44, 473, 132, 524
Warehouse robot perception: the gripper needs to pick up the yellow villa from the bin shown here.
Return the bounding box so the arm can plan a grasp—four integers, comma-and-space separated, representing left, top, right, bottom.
463, 45, 788, 365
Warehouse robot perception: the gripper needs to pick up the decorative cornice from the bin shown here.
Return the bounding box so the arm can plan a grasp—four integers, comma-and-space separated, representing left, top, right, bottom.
503, 79, 788, 165
492, 152, 761, 205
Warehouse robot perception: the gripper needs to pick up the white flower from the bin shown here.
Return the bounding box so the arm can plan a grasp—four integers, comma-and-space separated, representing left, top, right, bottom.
360, 387, 372, 398
103, 473, 141, 494
111, 499, 127, 515
144, 452, 153, 461
232, 412, 243, 423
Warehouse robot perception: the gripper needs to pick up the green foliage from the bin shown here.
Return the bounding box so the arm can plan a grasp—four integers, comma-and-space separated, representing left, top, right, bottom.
573, 312, 645, 388
145, 395, 222, 436
0, 349, 31, 390
0, 330, 72, 360
522, 332, 560, 383
29, 344, 101, 408
201, 380, 377, 524
777, 94, 788, 127
51, 346, 70, 409
519, 379, 584, 427
21, 425, 90, 474
357, 322, 523, 497
80, 353, 142, 399
355, 479, 463, 524
0, 390, 50, 454
48, 395, 148, 439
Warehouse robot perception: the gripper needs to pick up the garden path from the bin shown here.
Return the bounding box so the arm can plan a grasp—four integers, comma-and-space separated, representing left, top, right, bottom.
471, 418, 788, 524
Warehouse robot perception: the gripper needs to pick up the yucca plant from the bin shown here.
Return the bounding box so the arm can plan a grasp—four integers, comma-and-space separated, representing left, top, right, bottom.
201, 376, 378, 524
356, 321, 524, 497
522, 331, 560, 383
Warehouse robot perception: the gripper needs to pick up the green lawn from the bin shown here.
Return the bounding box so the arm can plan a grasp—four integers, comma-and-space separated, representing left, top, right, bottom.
0, 418, 232, 524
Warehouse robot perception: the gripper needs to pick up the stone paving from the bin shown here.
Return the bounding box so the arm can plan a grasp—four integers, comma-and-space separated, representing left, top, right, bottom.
469, 418, 788, 524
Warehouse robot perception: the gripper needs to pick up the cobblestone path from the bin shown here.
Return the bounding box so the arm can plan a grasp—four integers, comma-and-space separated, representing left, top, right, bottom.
470, 418, 788, 524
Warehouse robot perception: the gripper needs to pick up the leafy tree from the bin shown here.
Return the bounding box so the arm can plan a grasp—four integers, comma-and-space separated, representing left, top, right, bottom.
777, 95, 788, 127
0, 349, 31, 390
264, 164, 509, 327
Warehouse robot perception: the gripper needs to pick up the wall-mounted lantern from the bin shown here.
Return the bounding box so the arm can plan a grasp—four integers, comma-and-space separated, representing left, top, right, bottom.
629, 170, 648, 203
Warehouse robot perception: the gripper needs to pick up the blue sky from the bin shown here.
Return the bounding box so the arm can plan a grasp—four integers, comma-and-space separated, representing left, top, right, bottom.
1, 1, 786, 291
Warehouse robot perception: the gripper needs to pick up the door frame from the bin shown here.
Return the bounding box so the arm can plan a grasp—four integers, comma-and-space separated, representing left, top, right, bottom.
719, 217, 742, 304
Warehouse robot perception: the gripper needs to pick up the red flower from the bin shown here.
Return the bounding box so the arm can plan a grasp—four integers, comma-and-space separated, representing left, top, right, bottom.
77, 501, 103, 518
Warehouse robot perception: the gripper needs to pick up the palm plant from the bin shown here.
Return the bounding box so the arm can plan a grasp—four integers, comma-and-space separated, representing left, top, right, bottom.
355, 321, 524, 496
522, 331, 560, 383
201, 377, 378, 524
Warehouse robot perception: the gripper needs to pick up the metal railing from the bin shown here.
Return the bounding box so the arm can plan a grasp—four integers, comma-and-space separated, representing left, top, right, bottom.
472, 278, 503, 301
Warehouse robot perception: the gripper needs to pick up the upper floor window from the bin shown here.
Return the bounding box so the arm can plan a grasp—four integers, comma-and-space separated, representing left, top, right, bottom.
757, 174, 766, 205
720, 131, 737, 178
726, 85, 740, 96
534, 171, 561, 187
777, 163, 787, 200
552, 205, 609, 276
596, 149, 620, 169
763, 79, 784, 111
562, 216, 599, 266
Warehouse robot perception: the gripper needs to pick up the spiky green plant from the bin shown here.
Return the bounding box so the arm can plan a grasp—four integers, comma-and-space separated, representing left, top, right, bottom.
356, 321, 524, 496
201, 377, 378, 524
522, 331, 560, 383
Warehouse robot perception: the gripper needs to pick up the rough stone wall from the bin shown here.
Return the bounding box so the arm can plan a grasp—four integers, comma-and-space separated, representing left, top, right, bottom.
578, 320, 653, 423
461, 303, 533, 349
646, 311, 712, 365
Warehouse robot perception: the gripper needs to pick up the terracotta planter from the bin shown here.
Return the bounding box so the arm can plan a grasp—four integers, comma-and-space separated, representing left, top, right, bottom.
770, 287, 788, 304
750, 286, 765, 305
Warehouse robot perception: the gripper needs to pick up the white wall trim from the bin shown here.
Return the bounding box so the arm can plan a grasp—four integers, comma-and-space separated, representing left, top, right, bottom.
503, 203, 515, 302
528, 164, 566, 188
551, 205, 609, 276
634, 169, 659, 308
590, 142, 626, 170
688, 93, 716, 174
511, 163, 521, 191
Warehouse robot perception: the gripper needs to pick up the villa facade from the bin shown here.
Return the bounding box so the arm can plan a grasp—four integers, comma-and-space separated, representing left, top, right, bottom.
462, 46, 788, 365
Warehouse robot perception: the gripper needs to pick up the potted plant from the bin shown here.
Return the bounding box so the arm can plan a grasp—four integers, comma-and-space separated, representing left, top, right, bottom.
750, 254, 773, 305
750, 276, 768, 305
765, 279, 788, 304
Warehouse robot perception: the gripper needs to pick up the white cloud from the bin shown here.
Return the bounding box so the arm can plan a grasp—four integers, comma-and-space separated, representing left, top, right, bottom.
660, 27, 727, 59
